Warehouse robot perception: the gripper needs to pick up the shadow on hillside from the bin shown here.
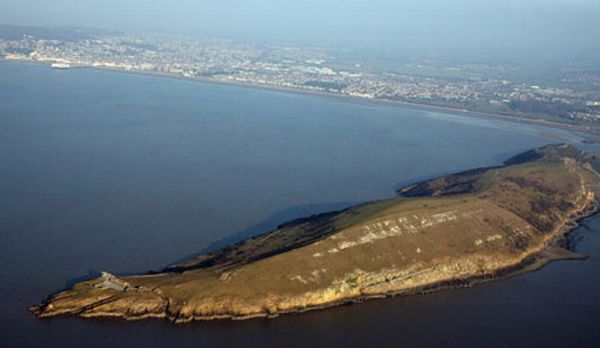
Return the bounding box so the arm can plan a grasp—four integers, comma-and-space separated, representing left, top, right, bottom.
59, 201, 360, 289
164, 201, 360, 269
393, 149, 520, 194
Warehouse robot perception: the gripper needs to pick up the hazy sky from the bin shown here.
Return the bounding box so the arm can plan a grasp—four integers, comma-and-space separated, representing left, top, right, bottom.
2, 0, 600, 65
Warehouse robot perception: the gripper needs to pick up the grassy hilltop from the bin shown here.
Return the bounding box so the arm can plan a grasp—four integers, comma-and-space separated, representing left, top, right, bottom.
31, 144, 600, 322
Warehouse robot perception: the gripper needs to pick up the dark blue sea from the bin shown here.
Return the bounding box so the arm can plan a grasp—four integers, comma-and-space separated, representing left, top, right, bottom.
1, 61, 599, 347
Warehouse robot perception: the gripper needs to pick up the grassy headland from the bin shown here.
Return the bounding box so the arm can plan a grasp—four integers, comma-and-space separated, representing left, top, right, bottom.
30, 144, 600, 323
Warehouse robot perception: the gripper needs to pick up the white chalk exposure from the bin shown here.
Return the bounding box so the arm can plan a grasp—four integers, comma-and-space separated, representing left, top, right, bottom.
326, 210, 473, 253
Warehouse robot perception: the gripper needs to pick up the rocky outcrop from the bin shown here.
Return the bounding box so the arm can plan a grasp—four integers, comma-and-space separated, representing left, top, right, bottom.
29, 144, 600, 323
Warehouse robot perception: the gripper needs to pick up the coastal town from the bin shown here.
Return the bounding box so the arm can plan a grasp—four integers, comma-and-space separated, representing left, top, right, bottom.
2, 27, 600, 125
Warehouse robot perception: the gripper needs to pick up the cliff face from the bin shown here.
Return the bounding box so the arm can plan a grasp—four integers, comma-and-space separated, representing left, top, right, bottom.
30, 144, 600, 322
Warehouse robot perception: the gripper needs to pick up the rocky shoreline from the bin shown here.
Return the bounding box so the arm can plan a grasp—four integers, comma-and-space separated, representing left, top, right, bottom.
36, 196, 598, 324
29, 144, 600, 324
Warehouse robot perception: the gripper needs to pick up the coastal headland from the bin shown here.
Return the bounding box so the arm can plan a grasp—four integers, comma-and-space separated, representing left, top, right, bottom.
30, 144, 600, 323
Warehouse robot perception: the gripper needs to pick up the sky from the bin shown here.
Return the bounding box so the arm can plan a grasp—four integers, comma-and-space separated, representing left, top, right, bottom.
1, 0, 600, 66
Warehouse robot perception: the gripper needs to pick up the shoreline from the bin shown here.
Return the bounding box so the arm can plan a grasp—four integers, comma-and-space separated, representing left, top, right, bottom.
3, 58, 599, 139
18, 64, 600, 324
33, 190, 599, 324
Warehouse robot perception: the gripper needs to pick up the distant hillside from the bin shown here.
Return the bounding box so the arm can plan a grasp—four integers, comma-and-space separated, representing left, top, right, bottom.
0, 24, 116, 41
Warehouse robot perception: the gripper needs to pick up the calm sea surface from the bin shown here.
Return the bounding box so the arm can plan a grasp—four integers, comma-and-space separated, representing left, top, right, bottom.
1, 61, 599, 347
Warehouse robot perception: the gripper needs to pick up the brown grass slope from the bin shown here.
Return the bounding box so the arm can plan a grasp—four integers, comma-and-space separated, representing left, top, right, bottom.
30, 144, 600, 322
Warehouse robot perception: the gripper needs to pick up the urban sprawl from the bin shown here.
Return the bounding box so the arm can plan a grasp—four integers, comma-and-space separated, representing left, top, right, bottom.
2, 33, 600, 124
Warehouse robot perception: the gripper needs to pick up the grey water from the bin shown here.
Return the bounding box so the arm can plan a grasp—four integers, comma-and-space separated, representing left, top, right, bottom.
0, 61, 599, 347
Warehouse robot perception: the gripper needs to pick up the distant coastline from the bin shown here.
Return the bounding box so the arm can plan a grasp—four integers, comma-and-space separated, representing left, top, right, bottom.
4, 58, 599, 140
